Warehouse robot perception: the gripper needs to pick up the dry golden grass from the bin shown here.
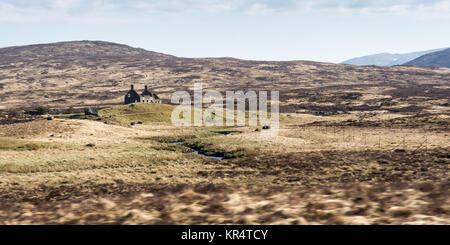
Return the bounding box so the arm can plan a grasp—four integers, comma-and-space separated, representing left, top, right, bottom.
0, 119, 76, 138
0, 101, 448, 225
0, 108, 448, 188
0, 182, 447, 225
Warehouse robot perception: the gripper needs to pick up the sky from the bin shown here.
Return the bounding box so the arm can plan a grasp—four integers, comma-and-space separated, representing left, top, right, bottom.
0, 0, 449, 63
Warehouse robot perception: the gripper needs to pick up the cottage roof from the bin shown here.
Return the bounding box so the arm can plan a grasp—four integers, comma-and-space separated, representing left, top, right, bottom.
142, 85, 159, 99
127, 85, 139, 96
126, 85, 140, 97
142, 85, 153, 96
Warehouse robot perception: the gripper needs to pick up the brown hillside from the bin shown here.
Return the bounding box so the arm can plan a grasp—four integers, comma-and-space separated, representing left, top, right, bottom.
0, 41, 449, 112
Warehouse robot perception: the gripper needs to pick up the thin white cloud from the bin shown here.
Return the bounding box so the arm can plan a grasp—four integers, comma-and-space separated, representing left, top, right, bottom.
0, 0, 449, 23
201, 1, 236, 13
0, 0, 154, 24
245, 3, 275, 16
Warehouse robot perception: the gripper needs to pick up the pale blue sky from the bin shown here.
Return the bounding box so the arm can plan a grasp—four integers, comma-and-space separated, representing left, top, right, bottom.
1, 0, 449, 62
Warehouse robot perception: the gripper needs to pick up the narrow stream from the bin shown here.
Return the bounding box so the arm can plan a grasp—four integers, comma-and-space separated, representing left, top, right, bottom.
169, 142, 223, 160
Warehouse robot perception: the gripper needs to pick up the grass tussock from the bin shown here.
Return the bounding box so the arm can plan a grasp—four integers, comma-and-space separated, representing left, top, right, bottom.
96, 103, 280, 127
136, 127, 243, 143
99, 103, 175, 125
151, 143, 195, 153
0, 181, 448, 225
0, 137, 59, 151
183, 137, 258, 159
0, 120, 75, 137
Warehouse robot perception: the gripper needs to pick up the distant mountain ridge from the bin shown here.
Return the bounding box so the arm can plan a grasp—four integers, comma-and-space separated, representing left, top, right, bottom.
404, 48, 450, 68
341, 48, 446, 66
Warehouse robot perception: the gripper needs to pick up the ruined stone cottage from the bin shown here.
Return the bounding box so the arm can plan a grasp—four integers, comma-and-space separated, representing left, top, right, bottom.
124, 85, 161, 104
